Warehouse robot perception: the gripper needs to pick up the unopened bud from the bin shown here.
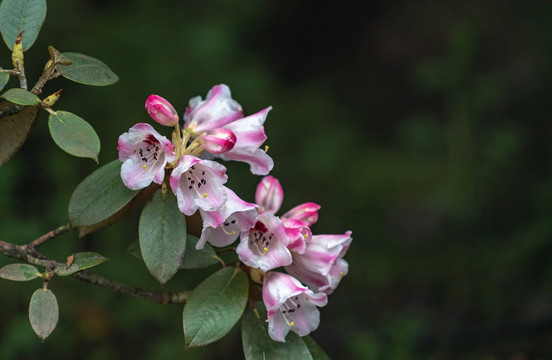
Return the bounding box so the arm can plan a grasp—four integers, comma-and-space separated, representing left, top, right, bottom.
255, 176, 283, 214
199, 128, 236, 154
145, 94, 179, 127
41, 89, 63, 108
281, 202, 321, 226
12, 31, 24, 70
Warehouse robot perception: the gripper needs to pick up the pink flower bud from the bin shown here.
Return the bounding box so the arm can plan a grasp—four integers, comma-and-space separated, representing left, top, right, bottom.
282, 202, 321, 226
199, 128, 237, 154
145, 94, 179, 127
255, 176, 283, 214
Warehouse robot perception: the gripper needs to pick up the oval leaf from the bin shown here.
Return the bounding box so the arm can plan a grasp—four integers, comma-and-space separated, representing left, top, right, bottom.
57, 52, 119, 86
48, 111, 100, 162
29, 288, 58, 342
139, 190, 187, 284
183, 267, 249, 348
0, 0, 47, 51
1, 88, 40, 105
0, 263, 40, 281
56, 252, 109, 276
68, 160, 139, 227
0, 72, 9, 92
180, 235, 219, 270
0, 101, 38, 166
242, 302, 313, 360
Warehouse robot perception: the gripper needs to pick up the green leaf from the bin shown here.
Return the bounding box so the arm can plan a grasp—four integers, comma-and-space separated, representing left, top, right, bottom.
0, 0, 47, 51
57, 52, 119, 86
0, 101, 38, 166
127, 240, 142, 260
303, 336, 331, 360
55, 252, 109, 276
68, 160, 139, 227
0, 72, 9, 91
1, 88, 40, 105
242, 302, 313, 360
29, 288, 58, 342
139, 190, 187, 284
180, 235, 219, 270
48, 111, 100, 162
0, 263, 40, 281
183, 267, 248, 348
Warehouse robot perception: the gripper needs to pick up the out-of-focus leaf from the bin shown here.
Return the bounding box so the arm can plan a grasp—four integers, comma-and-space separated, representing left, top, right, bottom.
180, 235, 219, 270
183, 267, 248, 348
0, 101, 38, 166
55, 252, 109, 276
29, 288, 58, 342
48, 111, 100, 162
57, 52, 118, 86
0, 72, 9, 91
303, 336, 331, 360
139, 190, 187, 284
0, 263, 40, 281
1, 88, 40, 105
68, 160, 139, 227
0, 0, 47, 51
242, 302, 313, 360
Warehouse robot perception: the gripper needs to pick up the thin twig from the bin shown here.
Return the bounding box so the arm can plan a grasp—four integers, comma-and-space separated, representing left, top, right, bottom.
0, 240, 190, 304
22, 222, 72, 250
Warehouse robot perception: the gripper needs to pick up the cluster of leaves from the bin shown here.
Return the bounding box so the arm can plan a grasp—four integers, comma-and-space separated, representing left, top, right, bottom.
0, 1, 332, 358
0, 0, 117, 166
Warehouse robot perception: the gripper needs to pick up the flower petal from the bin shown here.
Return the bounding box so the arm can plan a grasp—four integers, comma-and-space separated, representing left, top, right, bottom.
183, 84, 244, 134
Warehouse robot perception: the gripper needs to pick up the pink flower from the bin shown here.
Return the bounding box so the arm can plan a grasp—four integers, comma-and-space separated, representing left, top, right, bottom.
118, 123, 175, 190
169, 155, 228, 216
255, 175, 283, 214
184, 84, 243, 134
184, 84, 274, 175
197, 188, 258, 249
236, 212, 292, 272
281, 202, 321, 227
145, 94, 179, 127
199, 128, 237, 154
262, 272, 327, 342
285, 231, 352, 294
217, 107, 274, 175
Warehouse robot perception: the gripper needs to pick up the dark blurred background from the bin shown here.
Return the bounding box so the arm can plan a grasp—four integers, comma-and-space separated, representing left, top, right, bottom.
1, 0, 552, 358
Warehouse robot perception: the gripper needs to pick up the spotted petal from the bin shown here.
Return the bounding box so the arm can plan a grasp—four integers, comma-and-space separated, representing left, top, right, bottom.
262, 272, 327, 342
118, 123, 175, 190
169, 155, 228, 215
197, 188, 258, 249
236, 212, 291, 272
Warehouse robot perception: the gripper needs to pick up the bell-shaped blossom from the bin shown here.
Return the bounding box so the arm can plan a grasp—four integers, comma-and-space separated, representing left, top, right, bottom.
184, 84, 274, 175
236, 212, 292, 272
262, 272, 327, 342
184, 84, 243, 134
218, 107, 274, 175
197, 188, 258, 250
118, 123, 175, 190
281, 202, 321, 227
169, 155, 228, 216
145, 94, 179, 127
255, 175, 283, 214
199, 128, 237, 154
283, 218, 311, 254
285, 231, 352, 294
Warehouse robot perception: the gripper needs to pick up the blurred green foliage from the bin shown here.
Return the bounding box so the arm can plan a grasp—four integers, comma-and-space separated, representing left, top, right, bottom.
1, 0, 552, 358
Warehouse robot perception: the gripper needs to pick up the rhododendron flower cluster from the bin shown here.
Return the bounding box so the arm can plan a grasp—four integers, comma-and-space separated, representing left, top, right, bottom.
117, 84, 352, 342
